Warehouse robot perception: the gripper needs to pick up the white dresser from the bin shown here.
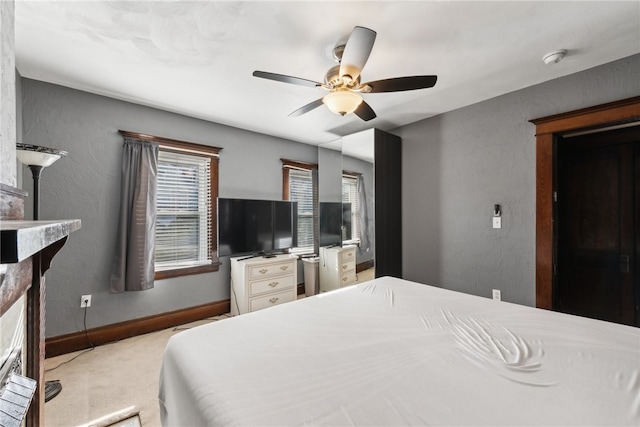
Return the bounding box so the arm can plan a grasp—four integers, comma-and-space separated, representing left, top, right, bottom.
230, 254, 298, 315
319, 245, 357, 292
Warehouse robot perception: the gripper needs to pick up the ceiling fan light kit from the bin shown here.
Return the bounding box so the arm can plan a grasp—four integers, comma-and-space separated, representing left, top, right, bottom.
253, 26, 437, 121
323, 89, 363, 116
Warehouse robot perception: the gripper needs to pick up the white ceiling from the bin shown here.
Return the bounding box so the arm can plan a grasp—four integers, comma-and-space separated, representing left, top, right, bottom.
15, 1, 640, 159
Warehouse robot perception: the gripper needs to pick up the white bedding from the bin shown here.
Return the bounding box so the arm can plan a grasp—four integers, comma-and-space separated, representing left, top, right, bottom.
159, 276, 640, 426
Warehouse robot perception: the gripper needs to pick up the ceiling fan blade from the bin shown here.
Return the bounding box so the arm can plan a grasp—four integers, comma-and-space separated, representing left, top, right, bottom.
362, 75, 438, 93
354, 100, 376, 122
339, 26, 377, 82
253, 71, 322, 88
289, 98, 324, 117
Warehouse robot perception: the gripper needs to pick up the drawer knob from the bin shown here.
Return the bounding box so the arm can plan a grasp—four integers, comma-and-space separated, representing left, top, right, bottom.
342, 276, 348, 282
342, 265, 348, 270
269, 297, 279, 304
280, 265, 288, 271
259, 268, 268, 274
268, 282, 279, 287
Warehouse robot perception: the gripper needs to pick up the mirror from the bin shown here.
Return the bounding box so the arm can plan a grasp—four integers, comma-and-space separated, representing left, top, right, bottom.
316, 140, 344, 293
317, 140, 342, 202
341, 129, 375, 281
317, 139, 343, 250
316, 130, 375, 292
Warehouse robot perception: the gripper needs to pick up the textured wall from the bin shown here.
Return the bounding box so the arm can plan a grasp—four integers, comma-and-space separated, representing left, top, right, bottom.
396, 54, 640, 306
0, 0, 16, 186
21, 53, 640, 336
0, 0, 23, 375
20, 79, 317, 337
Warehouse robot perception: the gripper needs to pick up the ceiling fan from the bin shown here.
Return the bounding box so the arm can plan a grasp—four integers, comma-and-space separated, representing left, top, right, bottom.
253, 26, 438, 122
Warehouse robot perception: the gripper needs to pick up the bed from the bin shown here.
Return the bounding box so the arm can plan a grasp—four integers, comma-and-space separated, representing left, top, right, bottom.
159, 276, 640, 426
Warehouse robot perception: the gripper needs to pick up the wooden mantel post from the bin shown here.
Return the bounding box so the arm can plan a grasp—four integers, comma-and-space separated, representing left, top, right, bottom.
26, 251, 45, 426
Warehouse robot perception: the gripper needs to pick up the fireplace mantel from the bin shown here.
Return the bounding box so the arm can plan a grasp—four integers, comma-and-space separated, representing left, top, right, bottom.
1, 220, 81, 315
0, 218, 80, 426
1, 220, 81, 263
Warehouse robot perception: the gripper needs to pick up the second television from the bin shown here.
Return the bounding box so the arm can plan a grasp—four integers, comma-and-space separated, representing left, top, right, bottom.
218, 198, 298, 257
319, 202, 352, 247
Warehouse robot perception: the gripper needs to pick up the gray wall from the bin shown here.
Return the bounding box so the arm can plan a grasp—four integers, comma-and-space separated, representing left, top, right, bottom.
20, 78, 317, 337
20, 54, 640, 337
396, 54, 640, 306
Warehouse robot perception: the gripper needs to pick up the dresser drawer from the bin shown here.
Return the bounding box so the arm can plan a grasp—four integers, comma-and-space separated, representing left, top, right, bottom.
249, 274, 296, 296
249, 289, 296, 312
248, 260, 295, 279
340, 260, 356, 274
339, 247, 356, 263
340, 269, 357, 286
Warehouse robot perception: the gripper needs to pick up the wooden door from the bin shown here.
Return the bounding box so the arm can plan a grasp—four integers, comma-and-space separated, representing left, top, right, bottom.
556, 127, 638, 326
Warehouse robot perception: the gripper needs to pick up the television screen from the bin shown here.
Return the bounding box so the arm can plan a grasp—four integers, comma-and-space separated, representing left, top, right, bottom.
218, 198, 297, 257
319, 202, 352, 247
273, 201, 298, 250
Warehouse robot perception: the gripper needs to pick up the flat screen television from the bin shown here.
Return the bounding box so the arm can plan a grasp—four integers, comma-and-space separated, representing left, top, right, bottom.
319, 202, 352, 247
218, 198, 298, 257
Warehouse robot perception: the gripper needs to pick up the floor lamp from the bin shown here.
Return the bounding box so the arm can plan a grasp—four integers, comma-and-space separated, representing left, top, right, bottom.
16, 143, 68, 403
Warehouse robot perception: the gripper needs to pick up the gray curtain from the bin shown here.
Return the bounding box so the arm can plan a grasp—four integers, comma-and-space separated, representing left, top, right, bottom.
110, 138, 159, 293
357, 174, 370, 252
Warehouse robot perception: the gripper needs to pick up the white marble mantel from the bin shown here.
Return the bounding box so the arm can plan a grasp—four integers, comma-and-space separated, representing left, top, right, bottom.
1, 220, 81, 263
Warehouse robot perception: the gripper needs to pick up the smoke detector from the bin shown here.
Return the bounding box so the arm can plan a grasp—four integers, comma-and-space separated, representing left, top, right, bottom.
542, 49, 568, 65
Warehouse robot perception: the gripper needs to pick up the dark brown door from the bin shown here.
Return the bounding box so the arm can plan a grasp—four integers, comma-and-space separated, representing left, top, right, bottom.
556, 127, 638, 326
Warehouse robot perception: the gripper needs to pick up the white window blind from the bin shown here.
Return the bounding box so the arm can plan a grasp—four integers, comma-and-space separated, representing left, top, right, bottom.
342, 175, 360, 242
156, 150, 212, 270
288, 168, 314, 250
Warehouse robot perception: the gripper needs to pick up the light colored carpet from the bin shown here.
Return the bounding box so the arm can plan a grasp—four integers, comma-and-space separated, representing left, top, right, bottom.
44, 317, 222, 427
44, 268, 375, 426
357, 267, 375, 283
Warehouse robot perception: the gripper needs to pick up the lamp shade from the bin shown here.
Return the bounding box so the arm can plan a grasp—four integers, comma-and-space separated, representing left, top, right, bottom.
322, 89, 363, 116
16, 143, 68, 167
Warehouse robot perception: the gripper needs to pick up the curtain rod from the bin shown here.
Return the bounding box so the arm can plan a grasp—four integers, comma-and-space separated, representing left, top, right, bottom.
281, 158, 318, 170
118, 130, 223, 156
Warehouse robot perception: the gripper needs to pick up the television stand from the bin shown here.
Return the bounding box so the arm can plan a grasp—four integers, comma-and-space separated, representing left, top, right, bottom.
230, 254, 298, 315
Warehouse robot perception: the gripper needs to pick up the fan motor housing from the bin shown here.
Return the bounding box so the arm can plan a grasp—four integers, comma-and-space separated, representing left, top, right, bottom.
324, 65, 360, 89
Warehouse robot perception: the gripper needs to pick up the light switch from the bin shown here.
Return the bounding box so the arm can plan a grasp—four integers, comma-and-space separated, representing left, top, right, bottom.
492, 217, 502, 229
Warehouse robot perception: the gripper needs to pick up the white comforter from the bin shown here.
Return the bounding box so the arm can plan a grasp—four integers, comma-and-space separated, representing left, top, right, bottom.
159, 276, 640, 426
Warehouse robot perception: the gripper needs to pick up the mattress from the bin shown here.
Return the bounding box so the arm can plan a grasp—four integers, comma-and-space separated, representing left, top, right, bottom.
159, 276, 640, 426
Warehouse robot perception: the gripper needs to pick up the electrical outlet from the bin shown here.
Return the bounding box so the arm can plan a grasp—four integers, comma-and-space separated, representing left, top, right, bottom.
492, 289, 501, 301
80, 294, 92, 308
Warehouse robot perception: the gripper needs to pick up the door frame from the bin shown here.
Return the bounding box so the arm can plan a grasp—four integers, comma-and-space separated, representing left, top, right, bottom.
530, 96, 640, 309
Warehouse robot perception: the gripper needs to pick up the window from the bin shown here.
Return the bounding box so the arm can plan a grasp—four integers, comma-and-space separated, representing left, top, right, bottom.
342, 173, 360, 243
119, 131, 222, 280
156, 150, 212, 271
282, 159, 317, 253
